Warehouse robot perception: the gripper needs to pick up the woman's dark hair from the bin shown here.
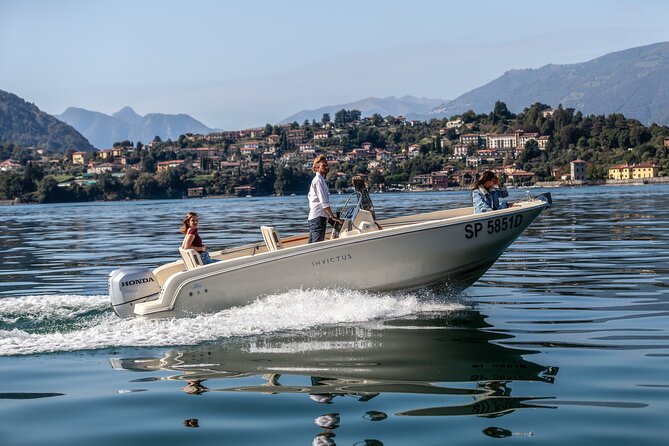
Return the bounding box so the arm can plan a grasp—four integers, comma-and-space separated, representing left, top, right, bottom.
471, 170, 497, 190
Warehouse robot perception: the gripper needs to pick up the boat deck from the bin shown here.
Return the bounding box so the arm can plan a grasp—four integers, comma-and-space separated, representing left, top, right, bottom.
152, 202, 540, 286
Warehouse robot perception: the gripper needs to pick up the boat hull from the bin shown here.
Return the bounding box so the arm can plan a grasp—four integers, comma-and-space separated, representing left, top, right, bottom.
128, 200, 547, 318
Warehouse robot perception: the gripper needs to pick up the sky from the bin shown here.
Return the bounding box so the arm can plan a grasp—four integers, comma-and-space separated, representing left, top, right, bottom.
1, 0, 669, 130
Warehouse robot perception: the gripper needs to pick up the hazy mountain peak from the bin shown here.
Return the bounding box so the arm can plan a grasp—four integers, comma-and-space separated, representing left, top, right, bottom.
280, 95, 446, 123
57, 106, 216, 149
113, 106, 143, 125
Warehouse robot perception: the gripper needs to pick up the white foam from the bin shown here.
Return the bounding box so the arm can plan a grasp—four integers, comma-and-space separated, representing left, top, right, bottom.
0, 289, 465, 356
0, 294, 109, 323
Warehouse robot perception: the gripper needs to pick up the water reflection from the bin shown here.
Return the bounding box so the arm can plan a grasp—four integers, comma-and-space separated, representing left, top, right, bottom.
0, 392, 64, 399
111, 310, 558, 424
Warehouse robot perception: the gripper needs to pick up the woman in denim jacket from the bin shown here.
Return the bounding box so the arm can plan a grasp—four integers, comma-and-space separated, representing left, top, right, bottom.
472, 171, 511, 213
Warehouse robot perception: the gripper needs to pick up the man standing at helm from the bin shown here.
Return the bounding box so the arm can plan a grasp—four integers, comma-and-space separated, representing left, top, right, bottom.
308, 155, 341, 243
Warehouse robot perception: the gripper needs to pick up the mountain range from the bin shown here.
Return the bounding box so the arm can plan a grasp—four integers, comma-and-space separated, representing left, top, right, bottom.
0, 90, 94, 152
282, 41, 669, 128
280, 95, 446, 124
4, 41, 669, 154
416, 41, 669, 125
56, 106, 217, 149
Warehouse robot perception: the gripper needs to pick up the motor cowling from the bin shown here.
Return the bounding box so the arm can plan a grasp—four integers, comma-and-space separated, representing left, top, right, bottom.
109, 267, 160, 318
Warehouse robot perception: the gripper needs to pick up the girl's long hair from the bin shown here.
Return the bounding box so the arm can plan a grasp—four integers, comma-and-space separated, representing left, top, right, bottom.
471, 170, 496, 190
180, 212, 198, 234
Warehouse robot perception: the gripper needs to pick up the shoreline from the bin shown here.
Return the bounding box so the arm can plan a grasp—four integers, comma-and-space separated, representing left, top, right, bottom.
535, 177, 669, 188
3, 179, 668, 206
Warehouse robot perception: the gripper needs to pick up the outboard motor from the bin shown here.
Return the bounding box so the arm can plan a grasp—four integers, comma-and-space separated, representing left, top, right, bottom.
109, 267, 160, 318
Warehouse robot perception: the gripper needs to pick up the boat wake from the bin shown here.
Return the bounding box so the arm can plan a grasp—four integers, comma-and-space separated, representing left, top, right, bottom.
0, 289, 466, 356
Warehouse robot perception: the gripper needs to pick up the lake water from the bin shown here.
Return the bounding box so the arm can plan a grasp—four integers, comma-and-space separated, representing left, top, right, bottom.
1, 185, 668, 445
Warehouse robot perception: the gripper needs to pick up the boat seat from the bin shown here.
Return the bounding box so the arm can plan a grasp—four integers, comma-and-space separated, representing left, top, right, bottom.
179, 248, 203, 270
260, 226, 283, 251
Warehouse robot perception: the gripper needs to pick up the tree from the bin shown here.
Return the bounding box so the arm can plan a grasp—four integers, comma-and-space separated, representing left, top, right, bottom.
122, 169, 141, 198
67, 182, 87, 201
0, 172, 28, 200
370, 113, 383, 126
368, 171, 385, 189
518, 140, 542, 163
114, 140, 132, 148
141, 152, 157, 173
157, 168, 187, 199
274, 165, 309, 195
334, 109, 348, 126
322, 113, 331, 126
96, 172, 124, 200
334, 109, 362, 126
35, 177, 65, 203
257, 154, 264, 177
334, 177, 348, 191
22, 162, 43, 191
491, 101, 515, 125
134, 173, 160, 199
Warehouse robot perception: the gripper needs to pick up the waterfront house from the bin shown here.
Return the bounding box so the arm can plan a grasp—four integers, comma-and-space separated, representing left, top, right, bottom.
187, 187, 205, 198
608, 163, 660, 180
570, 160, 587, 181
234, 185, 254, 196
505, 169, 535, 185
412, 174, 433, 188
457, 170, 477, 187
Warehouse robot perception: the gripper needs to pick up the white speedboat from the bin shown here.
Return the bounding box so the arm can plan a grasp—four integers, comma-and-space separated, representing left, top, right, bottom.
109, 185, 552, 318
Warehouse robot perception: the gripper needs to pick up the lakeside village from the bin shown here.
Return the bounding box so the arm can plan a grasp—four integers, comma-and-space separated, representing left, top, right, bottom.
1, 102, 669, 204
